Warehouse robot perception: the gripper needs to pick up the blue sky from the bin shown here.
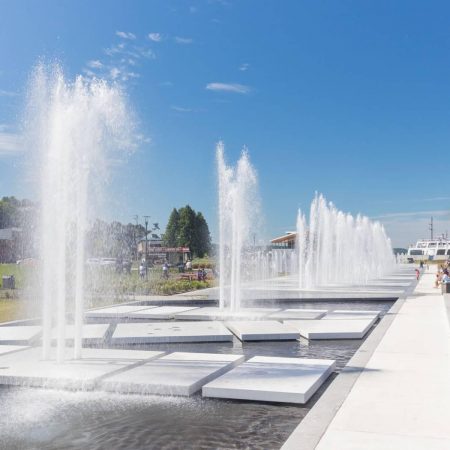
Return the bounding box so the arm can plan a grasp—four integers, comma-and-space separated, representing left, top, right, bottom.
0, 0, 450, 247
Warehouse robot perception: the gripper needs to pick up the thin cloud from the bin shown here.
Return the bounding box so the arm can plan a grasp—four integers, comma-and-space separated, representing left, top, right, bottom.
110, 67, 121, 80
206, 82, 251, 94
372, 210, 450, 221
148, 33, 162, 42
0, 89, 17, 97
116, 31, 136, 40
87, 60, 103, 69
239, 63, 250, 71
174, 36, 193, 44
171, 106, 192, 113
0, 131, 23, 156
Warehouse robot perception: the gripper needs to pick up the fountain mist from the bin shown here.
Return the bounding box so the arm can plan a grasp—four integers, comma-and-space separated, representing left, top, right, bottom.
216, 142, 259, 311
27, 65, 134, 362
297, 193, 395, 289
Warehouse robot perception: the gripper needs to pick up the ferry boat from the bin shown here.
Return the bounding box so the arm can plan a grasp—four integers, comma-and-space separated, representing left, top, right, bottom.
407, 238, 450, 262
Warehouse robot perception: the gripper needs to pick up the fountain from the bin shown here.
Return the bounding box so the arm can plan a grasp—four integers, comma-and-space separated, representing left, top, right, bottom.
297, 193, 395, 289
216, 142, 259, 311
28, 64, 134, 362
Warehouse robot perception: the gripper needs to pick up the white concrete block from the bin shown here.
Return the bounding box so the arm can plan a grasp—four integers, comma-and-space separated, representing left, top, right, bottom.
323, 310, 380, 321
128, 306, 199, 319
112, 321, 234, 344
51, 324, 110, 345
175, 307, 280, 321
225, 320, 300, 341
85, 304, 155, 319
0, 326, 42, 345
0, 345, 29, 356
101, 351, 245, 396
203, 355, 336, 404
268, 309, 328, 320
285, 319, 374, 340
0, 347, 164, 390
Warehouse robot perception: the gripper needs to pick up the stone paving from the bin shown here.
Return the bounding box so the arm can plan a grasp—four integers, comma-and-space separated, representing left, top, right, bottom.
282, 269, 450, 449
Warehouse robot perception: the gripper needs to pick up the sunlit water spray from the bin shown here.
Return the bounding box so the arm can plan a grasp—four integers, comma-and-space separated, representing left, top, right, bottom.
27, 64, 134, 362
297, 193, 395, 289
216, 142, 259, 311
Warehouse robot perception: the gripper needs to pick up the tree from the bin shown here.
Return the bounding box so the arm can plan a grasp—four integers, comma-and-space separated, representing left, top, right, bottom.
178, 205, 197, 252
163, 205, 211, 257
194, 212, 211, 257
164, 208, 180, 247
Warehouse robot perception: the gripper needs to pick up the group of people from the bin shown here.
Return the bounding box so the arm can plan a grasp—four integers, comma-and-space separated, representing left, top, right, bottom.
138, 258, 212, 282
434, 260, 450, 288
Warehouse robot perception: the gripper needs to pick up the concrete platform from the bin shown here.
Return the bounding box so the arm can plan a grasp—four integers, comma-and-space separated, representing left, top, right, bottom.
203, 355, 336, 404
268, 309, 328, 320
225, 320, 300, 341
128, 306, 199, 319
51, 324, 110, 345
0, 325, 42, 345
85, 304, 155, 319
112, 321, 234, 344
0, 345, 29, 356
282, 270, 450, 450
0, 347, 165, 390
174, 307, 280, 321
100, 351, 245, 396
285, 319, 374, 340
323, 310, 379, 322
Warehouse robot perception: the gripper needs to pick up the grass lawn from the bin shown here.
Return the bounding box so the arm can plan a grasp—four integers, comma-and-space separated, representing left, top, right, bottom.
0, 298, 35, 323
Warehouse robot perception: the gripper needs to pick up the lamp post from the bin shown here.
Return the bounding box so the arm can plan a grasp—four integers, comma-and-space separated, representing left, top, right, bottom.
144, 215, 150, 277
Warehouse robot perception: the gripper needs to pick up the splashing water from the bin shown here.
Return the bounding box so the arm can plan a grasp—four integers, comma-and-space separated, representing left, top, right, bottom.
27, 64, 134, 362
296, 193, 395, 289
216, 142, 259, 311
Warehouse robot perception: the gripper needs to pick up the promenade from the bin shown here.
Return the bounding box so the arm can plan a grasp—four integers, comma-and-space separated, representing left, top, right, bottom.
283, 269, 450, 449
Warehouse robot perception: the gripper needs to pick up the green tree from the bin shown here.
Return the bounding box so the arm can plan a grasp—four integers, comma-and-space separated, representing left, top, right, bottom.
164, 208, 180, 247
194, 212, 211, 257
177, 205, 197, 251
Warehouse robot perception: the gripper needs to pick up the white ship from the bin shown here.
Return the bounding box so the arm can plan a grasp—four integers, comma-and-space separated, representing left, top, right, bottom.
407, 238, 450, 262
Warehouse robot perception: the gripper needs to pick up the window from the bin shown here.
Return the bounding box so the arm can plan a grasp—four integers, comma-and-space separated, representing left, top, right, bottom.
417, 243, 427, 248
428, 242, 437, 248
437, 249, 446, 255
447, 249, 450, 256
409, 250, 424, 256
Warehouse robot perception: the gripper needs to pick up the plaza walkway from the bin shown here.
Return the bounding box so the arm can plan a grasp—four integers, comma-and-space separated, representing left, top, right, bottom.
283, 269, 450, 449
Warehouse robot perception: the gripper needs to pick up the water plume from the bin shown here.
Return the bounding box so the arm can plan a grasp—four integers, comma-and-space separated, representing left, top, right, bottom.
27, 64, 135, 362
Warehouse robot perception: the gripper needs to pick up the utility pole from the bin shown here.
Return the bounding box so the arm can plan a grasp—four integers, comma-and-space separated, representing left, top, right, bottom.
144, 215, 150, 276
429, 217, 434, 240
132, 215, 138, 261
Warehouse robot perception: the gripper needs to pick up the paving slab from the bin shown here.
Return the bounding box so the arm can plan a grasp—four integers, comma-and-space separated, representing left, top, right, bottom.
311, 271, 450, 450
112, 321, 233, 344
203, 355, 336, 404
268, 309, 328, 320
51, 324, 110, 345
128, 306, 199, 319
175, 307, 280, 321
285, 319, 374, 340
322, 310, 379, 324
0, 325, 42, 345
225, 320, 300, 341
85, 304, 155, 319
100, 351, 245, 396
0, 347, 164, 390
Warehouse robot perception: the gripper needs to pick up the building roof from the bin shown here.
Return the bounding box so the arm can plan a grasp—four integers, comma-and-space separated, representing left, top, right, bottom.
271, 232, 297, 244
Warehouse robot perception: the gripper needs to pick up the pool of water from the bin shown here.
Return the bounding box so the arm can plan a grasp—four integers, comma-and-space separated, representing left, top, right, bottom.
0, 301, 393, 450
